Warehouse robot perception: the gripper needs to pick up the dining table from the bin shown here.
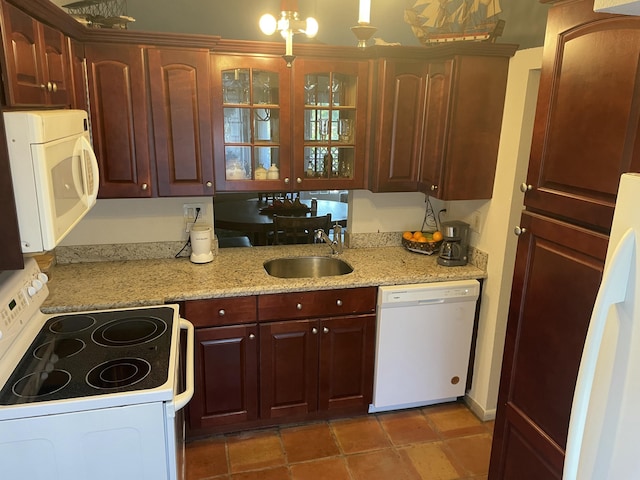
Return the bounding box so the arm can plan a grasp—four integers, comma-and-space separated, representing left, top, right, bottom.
214, 197, 348, 246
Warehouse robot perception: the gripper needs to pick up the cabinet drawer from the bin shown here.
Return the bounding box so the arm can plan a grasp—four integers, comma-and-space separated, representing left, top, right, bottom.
183, 296, 257, 327
258, 287, 377, 321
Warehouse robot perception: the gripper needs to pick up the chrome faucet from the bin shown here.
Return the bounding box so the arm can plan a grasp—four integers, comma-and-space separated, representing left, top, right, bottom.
315, 224, 343, 255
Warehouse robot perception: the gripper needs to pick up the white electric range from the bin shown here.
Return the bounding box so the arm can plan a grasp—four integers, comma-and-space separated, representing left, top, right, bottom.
0, 257, 194, 480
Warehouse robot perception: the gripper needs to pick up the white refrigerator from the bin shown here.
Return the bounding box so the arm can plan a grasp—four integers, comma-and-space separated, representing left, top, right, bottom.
564, 172, 640, 479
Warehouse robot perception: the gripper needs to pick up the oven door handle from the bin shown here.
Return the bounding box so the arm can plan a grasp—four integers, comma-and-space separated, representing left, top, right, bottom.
174, 317, 195, 412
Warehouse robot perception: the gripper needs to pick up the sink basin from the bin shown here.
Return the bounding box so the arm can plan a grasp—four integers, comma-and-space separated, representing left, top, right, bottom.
264, 256, 353, 279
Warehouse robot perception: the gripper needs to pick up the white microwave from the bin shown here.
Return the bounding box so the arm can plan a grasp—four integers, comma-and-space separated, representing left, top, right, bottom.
3, 110, 99, 254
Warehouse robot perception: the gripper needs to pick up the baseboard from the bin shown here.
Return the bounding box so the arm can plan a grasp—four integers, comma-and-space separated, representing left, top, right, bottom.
464, 394, 496, 422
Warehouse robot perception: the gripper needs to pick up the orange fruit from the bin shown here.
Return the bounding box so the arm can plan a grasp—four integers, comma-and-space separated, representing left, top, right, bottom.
412, 231, 423, 240
432, 231, 443, 242
402, 231, 413, 240
416, 236, 428, 243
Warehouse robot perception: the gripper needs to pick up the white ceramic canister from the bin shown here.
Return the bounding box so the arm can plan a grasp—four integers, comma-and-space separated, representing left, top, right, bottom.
267, 164, 280, 179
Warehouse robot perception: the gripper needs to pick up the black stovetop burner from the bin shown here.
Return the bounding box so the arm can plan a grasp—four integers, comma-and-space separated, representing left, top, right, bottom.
0, 306, 175, 406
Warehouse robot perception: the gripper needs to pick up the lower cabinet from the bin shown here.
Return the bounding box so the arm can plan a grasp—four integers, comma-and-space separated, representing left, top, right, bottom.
182, 286, 377, 435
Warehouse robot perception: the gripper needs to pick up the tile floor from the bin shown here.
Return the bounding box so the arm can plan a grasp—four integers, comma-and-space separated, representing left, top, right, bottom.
186, 401, 494, 480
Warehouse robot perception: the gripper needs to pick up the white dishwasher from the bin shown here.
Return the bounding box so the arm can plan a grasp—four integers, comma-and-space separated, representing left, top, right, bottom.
369, 279, 480, 413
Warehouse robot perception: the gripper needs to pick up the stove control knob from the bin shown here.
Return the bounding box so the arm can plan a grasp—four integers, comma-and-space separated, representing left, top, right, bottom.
31, 279, 44, 292
27, 285, 37, 297
37, 272, 49, 284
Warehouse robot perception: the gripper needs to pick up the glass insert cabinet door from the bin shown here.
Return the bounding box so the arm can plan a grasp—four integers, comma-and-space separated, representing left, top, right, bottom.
294, 58, 369, 190
212, 56, 291, 190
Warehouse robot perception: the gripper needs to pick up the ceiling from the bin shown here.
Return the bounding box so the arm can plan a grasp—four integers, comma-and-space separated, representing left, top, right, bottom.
51, 0, 550, 50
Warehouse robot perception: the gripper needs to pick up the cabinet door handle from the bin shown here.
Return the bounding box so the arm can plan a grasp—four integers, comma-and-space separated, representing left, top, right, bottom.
296, 303, 303, 310
141, 183, 148, 190
52, 82, 58, 93
47, 81, 53, 92
312, 327, 318, 334
520, 183, 533, 193
249, 333, 255, 339
218, 309, 225, 316
206, 181, 212, 188
296, 177, 302, 184
336, 299, 343, 306
430, 184, 438, 191
514, 226, 527, 236
323, 327, 329, 334
284, 177, 290, 184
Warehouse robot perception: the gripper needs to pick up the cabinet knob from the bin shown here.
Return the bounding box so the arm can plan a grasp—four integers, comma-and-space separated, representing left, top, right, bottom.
312, 327, 318, 334
141, 183, 148, 190
218, 309, 225, 316
52, 82, 58, 93
47, 81, 53, 92
296, 303, 303, 310
519, 183, 533, 193
323, 327, 329, 334
430, 185, 438, 191
296, 177, 302, 184
284, 177, 290, 184
514, 226, 527, 236
249, 333, 256, 339
206, 181, 212, 188
336, 299, 343, 306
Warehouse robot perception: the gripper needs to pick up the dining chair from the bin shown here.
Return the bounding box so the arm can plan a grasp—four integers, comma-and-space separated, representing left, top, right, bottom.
272, 214, 332, 245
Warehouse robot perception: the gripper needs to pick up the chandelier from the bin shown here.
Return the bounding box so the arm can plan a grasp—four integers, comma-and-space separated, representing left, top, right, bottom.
259, 0, 319, 67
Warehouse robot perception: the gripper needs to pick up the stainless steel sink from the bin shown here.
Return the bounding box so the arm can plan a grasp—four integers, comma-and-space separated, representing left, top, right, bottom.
263, 256, 353, 278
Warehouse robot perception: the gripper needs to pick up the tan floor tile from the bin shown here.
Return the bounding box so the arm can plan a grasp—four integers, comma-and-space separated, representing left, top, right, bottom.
227, 430, 286, 473
444, 434, 493, 477
231, 466, 290, 480
281, 422, 340, 463
290, 457, 351, 480
347, 449, 419, 480
400, 442, 464, 480
330, 416, 391, 454
186, 436, 228, 479
423, 403, 486, 439
379, 410, 438, 445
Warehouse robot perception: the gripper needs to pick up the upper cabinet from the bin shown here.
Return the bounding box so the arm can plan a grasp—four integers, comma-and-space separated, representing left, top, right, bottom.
0, 0, 73, 106
370, 45, 516, 200
523, 0, 640, 232
212, 54, 292, 192
212, 51, 369, 192
148, 47, 214, 196
85, 43, 153, 198
293, 58, 369, 191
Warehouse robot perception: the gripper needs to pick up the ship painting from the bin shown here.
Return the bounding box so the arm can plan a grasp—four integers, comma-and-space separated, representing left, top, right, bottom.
404, 0, 505, 45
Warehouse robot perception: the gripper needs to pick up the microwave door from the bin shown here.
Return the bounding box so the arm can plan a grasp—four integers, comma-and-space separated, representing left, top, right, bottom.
30, 134, 95, 251
74, 135, 99, 208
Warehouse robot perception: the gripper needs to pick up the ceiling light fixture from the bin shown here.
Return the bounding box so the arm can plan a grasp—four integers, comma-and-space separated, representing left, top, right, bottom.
259, 0, 318, 67
351, 0, 377, 48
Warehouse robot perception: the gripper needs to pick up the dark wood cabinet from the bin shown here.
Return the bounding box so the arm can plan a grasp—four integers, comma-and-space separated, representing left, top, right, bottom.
369, 58, 428, 192
369, 45, 515, 199
489, 2, 640, 478
183, 296, 259, 432
258, 287, 377, 419
85, 43, 153, 198
183, 287, 376, 435
418, 54, 511, 200
147, 47, 214, 196
489, 212, 608, 479
523, 0, 640, 233
0, 0, 72, 106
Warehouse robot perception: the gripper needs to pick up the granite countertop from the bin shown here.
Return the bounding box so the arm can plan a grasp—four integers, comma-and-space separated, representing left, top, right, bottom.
42, 244, 486, 313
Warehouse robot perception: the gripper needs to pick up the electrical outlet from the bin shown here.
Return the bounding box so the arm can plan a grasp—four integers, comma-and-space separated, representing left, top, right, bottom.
183, 203, 205, 232
470, 210, 482, 234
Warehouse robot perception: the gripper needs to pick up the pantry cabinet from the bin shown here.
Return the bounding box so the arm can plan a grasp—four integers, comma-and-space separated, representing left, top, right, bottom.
489, 1, 640, 478
0, 0, 73, 106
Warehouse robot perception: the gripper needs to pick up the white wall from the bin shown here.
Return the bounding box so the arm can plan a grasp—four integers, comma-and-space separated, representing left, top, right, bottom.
463, 47, 543, 419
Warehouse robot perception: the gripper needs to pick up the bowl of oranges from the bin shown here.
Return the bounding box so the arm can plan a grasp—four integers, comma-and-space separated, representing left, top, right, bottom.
402, 230, 443, 255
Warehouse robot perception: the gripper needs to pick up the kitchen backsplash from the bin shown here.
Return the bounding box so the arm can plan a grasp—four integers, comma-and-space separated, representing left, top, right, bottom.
53, 232, 488, 271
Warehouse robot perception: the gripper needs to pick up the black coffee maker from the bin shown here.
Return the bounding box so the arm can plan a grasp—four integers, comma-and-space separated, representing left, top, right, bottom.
437, 220, 470, 267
